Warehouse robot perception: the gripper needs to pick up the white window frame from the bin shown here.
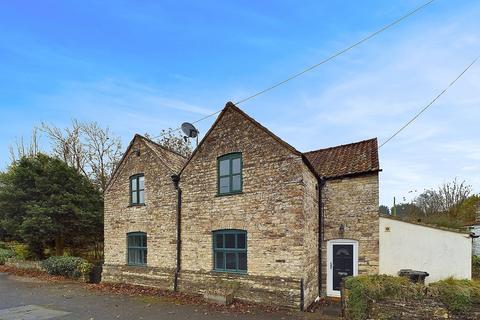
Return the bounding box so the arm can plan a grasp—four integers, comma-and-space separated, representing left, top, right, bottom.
327, 239, 359, 297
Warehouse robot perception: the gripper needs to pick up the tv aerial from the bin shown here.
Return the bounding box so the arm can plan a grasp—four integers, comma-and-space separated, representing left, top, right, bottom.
181, 122, 199, 147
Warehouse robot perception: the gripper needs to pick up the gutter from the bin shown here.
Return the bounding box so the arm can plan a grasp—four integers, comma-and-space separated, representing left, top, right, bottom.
171, 174, 182, 292
323, 169, 381, 181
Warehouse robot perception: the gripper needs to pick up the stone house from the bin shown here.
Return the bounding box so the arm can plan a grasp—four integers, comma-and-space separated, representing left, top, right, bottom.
103, 102, 380, 309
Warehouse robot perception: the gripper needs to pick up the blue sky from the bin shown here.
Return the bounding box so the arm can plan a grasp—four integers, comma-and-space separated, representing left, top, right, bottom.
0, 0, 479, 206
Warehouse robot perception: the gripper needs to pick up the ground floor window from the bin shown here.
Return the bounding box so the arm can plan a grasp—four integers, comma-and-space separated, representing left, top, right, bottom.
213, 229, 247, 273
127, 232, 147, 266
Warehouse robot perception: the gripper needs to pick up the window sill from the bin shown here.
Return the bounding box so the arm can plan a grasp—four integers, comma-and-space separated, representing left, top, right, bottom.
211, 269, 248, 276
215, 191, 243, 197
128, 204, 146, 208
126, 264, 147, 267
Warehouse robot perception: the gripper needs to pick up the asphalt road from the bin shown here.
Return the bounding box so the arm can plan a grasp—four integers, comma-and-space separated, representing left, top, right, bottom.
0, 272, 325, 320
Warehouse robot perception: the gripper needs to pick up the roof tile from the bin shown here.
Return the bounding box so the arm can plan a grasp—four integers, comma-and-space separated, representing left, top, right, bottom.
304, 138, 380, 179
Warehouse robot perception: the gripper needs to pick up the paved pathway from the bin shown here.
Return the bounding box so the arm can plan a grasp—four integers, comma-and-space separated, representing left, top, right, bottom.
0, 272, 336, 320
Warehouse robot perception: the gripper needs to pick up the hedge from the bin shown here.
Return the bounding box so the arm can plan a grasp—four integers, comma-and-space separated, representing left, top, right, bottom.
344, 275, 426, 320
40, 256, 93, 279
344, 275, 480, 320
429, 278, 480, 312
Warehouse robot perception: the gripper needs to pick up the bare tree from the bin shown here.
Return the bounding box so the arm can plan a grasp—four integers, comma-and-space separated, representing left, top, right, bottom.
39, 120, 123, 193
40, 120, 87, 176
8, 128, 41, 162
438, 178, 472, 212
414, 178, 472, 216
82, 122, 122, 193
153, 128, 193, 157
414, 190, 443, 216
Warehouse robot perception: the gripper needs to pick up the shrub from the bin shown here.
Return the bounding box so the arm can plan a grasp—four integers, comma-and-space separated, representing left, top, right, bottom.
473, 256, 480, 279
345, 275, 480, 319
40, 256, 93, 279
77, 260, 94, 277
474, 255, 480, 266
344, 275, 426, 320
12, 243, 30, 260
0, 248, 15, 265
429, 278, 480, 313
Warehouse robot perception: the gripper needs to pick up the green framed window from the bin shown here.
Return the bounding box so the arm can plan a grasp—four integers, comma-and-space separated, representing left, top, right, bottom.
130, 174, 145, 205
213, 229, 247, 273
217, 153, 242, 195
127, 232, 147, 266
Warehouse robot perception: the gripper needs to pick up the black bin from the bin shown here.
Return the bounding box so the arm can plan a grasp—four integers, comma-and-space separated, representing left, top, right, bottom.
398, 269, 429, 284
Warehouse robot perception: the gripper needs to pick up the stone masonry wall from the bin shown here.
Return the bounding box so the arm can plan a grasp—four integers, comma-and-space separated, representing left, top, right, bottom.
102, 264, 174, 289
368, 299, 480, 320
321, 173, 379, 294
103, 136, 183, 290
302, 164, 319, 307
179, 270, 302, 307
179, 106, 316, 308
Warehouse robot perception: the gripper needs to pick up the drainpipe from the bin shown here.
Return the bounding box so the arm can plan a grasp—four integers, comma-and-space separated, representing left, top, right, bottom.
300, 278, 304, 311
317, 178, 325, 299
171, 174, 182, 292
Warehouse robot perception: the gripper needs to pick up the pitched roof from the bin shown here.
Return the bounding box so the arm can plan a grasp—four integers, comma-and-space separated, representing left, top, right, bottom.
105, 134, 186, 192
179, 102, 319, 179
141, 135, 187, 173
303, 138, 380, 179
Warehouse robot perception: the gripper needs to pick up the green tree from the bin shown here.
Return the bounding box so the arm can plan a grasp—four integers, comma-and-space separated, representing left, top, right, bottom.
391, 203, 422, 218
379, 205, 390, 215
413, 179, 472, 216
0, 154, 103, 259
450, 194, 480, 224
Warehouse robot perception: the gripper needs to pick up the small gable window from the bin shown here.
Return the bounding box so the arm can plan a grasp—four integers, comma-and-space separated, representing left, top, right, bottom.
127, 232, 147, 266
217, 153, 242, 195
130, 174, 145, 205
213, 229, 247, 273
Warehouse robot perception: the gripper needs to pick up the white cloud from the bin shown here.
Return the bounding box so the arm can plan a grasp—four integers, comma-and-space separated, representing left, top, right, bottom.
38, 78, 217, 119
251, 5, 480, 205
3, 1, 479, 207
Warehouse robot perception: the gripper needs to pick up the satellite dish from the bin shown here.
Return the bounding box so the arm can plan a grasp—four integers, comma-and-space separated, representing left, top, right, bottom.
181, 122, 199, 138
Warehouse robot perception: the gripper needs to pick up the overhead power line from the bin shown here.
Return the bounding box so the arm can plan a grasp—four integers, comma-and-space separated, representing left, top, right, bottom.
379, 55, 479, 149
235, 0, 436, 105
154, 0, 436, 139
326, 55, 478, 183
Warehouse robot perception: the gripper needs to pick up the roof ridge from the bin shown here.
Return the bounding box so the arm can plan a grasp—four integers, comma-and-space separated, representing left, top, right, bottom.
178, 102, 319, 179
304, 137, 378, 154
225, 102, 302, 156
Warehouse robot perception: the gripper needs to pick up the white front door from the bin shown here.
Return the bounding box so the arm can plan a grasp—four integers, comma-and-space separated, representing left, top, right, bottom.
327, 239, 358, 297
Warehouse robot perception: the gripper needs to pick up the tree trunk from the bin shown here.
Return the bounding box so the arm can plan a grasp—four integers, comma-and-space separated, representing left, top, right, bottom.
55, 235, 65, 256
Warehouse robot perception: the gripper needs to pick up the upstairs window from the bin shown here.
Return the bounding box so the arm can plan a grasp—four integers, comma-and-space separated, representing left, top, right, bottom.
127, 232, 147, 266
217, 153, 242, 195
130, 174, 145, 205
213, 229, 247, 273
